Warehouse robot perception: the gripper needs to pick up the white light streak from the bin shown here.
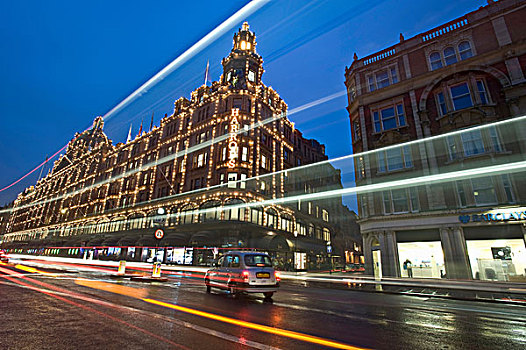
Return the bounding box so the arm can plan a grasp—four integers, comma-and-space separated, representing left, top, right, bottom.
102, 0, 270, 122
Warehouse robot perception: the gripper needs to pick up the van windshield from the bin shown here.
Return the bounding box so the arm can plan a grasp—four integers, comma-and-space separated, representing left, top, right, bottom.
244, 254, 272, 267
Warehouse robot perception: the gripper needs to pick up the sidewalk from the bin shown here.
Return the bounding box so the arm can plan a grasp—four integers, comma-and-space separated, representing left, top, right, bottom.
10, 254, 526, 305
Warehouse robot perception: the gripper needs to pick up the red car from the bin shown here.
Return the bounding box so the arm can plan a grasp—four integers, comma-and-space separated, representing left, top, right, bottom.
0, 251, 9, 263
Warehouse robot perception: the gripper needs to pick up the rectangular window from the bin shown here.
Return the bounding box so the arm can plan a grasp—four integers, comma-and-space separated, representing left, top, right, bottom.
476, 80, 488, 105
353, 120, 361, 140
357, 156, 366, 179
436, 92, 447, 116
197, 153, 204, 167
461, 129, 485, 156
488, 126, 502, 152
376, 70, 390, 89
377, 146, 412, 172
240, 173, 247, 189
392, 189, 409, 213
241, 146, 248, 161
446, 136, 459, 160
450, 83, 473, 110
222, 147, 227, 161
471, 177, 497, 206
373, 103, 406, 132
367, 66, 398, 91
227, 172, 237, 189
261, 154, 267, 169
409, 187, 419, 212
501, 174, 515, 203
220, 173, 225, 184
456, 181, 467, 207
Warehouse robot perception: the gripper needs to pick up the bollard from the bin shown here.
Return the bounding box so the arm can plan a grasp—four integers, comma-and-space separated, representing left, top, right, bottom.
118, 260, 126, 275
152, 262, 162, 278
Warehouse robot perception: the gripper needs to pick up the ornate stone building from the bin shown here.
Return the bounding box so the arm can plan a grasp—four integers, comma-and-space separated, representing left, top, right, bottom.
3, 23, 358, 269
346, 0, 526, 280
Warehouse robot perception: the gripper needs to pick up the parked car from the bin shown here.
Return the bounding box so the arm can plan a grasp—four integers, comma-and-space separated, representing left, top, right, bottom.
0, 250, 9, 263
205, 251, 280, 298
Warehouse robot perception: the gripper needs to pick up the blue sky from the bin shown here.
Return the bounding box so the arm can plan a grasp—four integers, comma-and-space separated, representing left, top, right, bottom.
0, 0, 485, 207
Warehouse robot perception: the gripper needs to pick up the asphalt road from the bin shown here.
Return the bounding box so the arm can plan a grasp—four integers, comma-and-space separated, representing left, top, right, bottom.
1, 260, 525, 350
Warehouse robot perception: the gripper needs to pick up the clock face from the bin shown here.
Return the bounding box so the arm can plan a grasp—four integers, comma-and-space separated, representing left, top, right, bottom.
248, 70, 255, 82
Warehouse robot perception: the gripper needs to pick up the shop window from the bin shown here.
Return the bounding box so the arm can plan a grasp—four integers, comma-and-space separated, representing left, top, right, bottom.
471, 177, 497, 206
240, 173, 247, 189
398, 241, 446, 279
466, 239, 526, 280
372, 103, 406, 132
241, 146, 248, 162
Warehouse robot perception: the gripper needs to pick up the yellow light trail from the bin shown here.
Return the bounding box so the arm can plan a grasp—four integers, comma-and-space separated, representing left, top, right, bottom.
75, 278, 148, 299
14, 264, 57, 277
142, 298, 367, 350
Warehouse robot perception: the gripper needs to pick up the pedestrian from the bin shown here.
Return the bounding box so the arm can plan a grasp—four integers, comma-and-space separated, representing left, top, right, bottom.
403, 259, 413, 278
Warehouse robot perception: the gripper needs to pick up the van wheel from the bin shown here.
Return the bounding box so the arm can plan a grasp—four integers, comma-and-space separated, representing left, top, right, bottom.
263, 292, 274, 299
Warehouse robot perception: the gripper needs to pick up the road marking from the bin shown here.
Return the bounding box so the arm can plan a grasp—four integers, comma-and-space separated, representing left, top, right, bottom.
75, 278, 148, 299
143, 298, 366, 349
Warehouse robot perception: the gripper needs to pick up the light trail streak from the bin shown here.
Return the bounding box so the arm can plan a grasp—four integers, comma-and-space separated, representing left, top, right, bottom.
75, 278, 148, 299
3, 114, 525, 223
142, 298, 366, 350
102, 0, 270, 122
0, 1, 269, 196
0, 267, 190, 349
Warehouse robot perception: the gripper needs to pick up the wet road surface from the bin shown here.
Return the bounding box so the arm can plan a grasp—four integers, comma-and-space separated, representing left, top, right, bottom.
1, 261, 525, 349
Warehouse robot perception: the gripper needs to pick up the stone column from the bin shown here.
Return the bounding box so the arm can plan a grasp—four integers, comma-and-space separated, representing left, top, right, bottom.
378, 230, 400, 277
362, 233, 374, 276
440, 226, 472, 279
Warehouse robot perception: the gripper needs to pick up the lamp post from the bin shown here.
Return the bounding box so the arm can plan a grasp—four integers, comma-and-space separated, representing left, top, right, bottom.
293, 230, 298, 272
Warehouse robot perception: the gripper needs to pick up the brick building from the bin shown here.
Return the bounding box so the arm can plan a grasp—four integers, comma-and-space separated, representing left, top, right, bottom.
345, 0, 526, 280
3, 23, 358, 269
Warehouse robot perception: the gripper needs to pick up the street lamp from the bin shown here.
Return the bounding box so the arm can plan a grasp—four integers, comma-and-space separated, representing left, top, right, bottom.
293, 230, 298, 272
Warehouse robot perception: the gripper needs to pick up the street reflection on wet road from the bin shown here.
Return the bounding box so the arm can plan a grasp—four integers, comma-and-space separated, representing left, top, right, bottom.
1, 262, 525, 349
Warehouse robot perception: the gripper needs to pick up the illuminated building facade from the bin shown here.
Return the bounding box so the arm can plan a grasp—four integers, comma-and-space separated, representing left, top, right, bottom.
346, 0, 526, 280
4, 23, 357, 269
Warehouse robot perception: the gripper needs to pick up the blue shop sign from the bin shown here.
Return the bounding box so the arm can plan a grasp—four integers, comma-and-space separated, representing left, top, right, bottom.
459, 210, 526, 224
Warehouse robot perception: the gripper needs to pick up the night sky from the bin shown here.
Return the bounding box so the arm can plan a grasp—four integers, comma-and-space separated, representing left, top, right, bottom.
0, 0, 485, 207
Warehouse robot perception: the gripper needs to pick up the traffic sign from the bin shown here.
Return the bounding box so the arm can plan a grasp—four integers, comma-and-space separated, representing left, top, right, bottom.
154, 229, 164, 240
327, 245, 332, 253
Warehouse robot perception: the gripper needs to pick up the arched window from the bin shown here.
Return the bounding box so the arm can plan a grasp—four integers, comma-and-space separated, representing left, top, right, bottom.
308, 223, 315, 237
315, 226, 322, 240
128, 214, 145, 230
181, 205, 195, 225
200, 200, 221, 222
224, 199, 245, 221
280, 214, 293, 233
458, 41, 473, 60
250, 206, 263, 225
266, 208, 278, 229
323, 228, 331, 242
296, 221, 307, 236
168, 207, 179, 226
443, 47, 457, 66
429, 52, 442, 70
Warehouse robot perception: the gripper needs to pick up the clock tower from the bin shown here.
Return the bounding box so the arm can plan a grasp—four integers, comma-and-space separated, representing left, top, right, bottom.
222, 22, 263, 90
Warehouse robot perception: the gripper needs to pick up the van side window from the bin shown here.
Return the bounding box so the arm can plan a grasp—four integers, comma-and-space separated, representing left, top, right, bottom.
231, 255, 240, 267
223, 255, 232, 267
